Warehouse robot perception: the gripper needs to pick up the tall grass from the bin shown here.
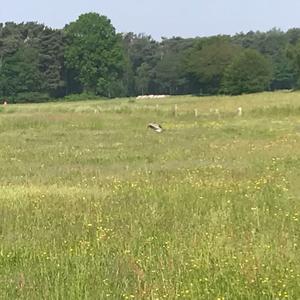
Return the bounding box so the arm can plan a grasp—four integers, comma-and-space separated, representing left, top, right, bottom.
0, 91, 300, 299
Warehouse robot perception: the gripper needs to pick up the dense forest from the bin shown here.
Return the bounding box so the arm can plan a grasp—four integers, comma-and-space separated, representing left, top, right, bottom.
2, 12, 300, 102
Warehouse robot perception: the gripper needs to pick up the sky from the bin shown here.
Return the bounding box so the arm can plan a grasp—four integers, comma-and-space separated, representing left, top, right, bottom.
1, 0, 300, 40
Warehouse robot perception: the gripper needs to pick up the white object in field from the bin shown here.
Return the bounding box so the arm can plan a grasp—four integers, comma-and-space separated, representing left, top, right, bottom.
136, 95, 169, 99
148, 123, 163, 133
237, 107, 243, 116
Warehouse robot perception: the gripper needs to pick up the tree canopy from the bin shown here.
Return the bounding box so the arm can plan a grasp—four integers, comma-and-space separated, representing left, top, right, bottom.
1, 16, 300, 102
222, 49, 273, 95
184, 37, 242, 94
64, 13, 124, 97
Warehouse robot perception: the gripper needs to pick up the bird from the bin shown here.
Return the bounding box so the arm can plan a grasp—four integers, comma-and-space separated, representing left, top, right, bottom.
148, 123, 163, 133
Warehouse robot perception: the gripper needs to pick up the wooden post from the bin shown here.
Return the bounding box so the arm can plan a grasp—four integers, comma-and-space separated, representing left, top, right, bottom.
174, 104, 178, 117
194, 108, 198, 118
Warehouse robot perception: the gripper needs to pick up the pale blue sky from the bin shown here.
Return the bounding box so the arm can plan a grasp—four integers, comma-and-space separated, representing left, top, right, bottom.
1, 0, 300, 40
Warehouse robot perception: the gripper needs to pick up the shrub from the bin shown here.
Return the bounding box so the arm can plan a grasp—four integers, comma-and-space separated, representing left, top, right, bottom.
11, 92, 51, 103
63, 93, 106, 102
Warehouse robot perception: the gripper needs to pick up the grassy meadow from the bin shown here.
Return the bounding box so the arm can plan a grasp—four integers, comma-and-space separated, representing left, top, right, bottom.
1, 92, 300, 299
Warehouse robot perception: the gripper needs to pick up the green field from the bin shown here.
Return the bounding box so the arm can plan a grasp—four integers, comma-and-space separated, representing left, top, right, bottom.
1, 92, 300, 299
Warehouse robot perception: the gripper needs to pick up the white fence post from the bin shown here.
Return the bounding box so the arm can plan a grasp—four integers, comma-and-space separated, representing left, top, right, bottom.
174, 104, 178, 117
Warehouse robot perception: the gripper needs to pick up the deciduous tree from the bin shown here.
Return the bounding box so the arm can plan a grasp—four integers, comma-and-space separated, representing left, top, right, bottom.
222, 49, 272, 95
64, 13, 124, 96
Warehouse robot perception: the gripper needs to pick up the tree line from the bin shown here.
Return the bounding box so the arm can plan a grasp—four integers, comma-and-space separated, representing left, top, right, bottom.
1, 12, 300, 103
